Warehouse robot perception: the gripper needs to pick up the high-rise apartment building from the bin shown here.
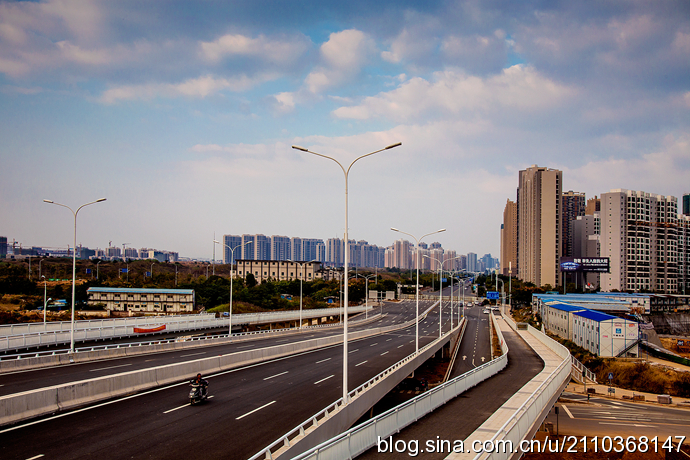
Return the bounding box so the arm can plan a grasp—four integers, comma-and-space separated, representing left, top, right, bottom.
290, 237, 302, 261
601, 189, 678, 293
270, 235, 291, 261
326, 238, 344, 267
572, 213, 601, 288
222, 235, 242, 264
389, 239, 412, 269
586, 196, 601, 215
682, 193, 690, 216
517, 165, 562, 287
0, 236, 7, 259
680, 215, 690, 295
500, 199, 517, 276
466, 252, 477, 272
562, 191, 586, 258
302, 238, 324, 262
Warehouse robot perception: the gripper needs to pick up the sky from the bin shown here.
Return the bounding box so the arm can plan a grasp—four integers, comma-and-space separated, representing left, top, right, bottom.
1, 0, 689, 261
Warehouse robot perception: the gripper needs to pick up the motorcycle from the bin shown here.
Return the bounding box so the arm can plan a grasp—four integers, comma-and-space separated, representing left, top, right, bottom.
188, 382, 209, 405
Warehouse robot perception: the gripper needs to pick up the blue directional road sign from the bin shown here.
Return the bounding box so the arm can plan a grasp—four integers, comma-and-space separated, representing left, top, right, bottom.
487, 291, 500, 300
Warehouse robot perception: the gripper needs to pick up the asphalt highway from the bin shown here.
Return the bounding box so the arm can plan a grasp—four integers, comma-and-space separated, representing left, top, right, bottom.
0, 301, 429, 396
0, 300, 459, 460
449, 304, 491, 378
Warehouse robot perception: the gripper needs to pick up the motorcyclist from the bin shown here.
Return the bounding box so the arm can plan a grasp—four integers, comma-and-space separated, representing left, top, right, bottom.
191, 373, 208, 398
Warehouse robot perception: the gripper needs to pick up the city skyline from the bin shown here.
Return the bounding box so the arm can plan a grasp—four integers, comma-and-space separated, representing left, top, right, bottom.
1, 1, 688, 260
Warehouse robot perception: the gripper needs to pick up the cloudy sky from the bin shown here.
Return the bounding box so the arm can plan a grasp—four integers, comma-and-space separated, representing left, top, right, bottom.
1, 0, 688, 260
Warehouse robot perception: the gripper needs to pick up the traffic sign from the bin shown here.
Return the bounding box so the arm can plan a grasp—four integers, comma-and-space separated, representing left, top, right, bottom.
487, 291, 500, 300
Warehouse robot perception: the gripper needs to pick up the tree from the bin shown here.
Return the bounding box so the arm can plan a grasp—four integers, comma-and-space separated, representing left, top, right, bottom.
245, 273, 257, 288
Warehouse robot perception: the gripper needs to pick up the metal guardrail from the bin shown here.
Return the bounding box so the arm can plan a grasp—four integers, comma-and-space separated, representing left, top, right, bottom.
0, 306, 369, 353
0, 307, 377, 362
286, 315, 507, 460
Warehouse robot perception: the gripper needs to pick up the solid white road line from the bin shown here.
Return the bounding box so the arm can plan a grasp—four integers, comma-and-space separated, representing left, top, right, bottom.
562, 405, 574, 419
90, 363, 132, 372
356, 361, 368, 367
316, 358, 331, 364
236, 401, 276, 420
314, 375, 335, 385
179, 352, 206, 358
164, 396, 215, 414
263, 371, 288, 381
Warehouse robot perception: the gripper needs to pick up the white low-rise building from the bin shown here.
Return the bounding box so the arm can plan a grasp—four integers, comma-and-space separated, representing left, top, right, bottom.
572, 310, 639, 357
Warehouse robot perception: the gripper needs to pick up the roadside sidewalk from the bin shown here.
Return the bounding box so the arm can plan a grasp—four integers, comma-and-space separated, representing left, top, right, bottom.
565, 382, 690, 408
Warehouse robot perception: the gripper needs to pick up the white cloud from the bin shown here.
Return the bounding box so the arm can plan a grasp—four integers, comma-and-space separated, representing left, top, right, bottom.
563, 133, 690, 199
332, 65, 576, 123
199, 33, 309, 64
100, 73, 278, 103
303, 29, 374, 94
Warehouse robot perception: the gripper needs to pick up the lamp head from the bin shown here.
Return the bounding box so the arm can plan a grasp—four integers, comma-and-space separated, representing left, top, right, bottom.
390, 227, 399, 232
292, 145, 308, 152
96, 198, 106, 203
385, 142, 402, 150
43, 199, 53, 203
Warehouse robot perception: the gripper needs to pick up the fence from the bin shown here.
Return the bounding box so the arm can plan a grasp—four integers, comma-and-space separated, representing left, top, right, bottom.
0, 306, 369, 353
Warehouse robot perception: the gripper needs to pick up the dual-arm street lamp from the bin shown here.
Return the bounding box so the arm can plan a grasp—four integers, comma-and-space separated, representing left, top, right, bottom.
44, 198, 106, 353
390, 227, 445, 354
213, 239, 252, 337
289, 259, 319, 329
293, 142, 401, 404
355, 273, 377, 319
424, 254, 462, 338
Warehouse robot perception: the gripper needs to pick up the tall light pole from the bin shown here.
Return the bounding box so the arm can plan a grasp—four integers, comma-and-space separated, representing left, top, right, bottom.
356, 273, 376, 319
289, 259, 319, 329
41, 275, 52, 326
391, 227, 445, 353
294, 142, 401, 404
44, 197, 106, 353
214, 239, 252, 337
424, 254, 462, 338
96, 260, 101, 280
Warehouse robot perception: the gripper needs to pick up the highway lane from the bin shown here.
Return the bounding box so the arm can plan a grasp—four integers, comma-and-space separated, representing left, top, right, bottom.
0, 305, 456, 460
358, 315, 545, 460
0, 300, 431, 397
449, 304, 491, 378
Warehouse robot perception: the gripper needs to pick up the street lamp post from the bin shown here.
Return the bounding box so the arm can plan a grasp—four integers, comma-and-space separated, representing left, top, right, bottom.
214, 239, 252, 337
289, 259, 319, 329
356, 273, 376, 319
390, 227, 445, 354
96, 260, 101, 280
41, 276, 52, 326
294, 142, 401, 404
44, 197, 106, 353
424, 254, 463, 338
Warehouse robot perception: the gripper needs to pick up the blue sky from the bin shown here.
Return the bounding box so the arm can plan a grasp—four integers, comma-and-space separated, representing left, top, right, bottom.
1, 0, 689, 260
